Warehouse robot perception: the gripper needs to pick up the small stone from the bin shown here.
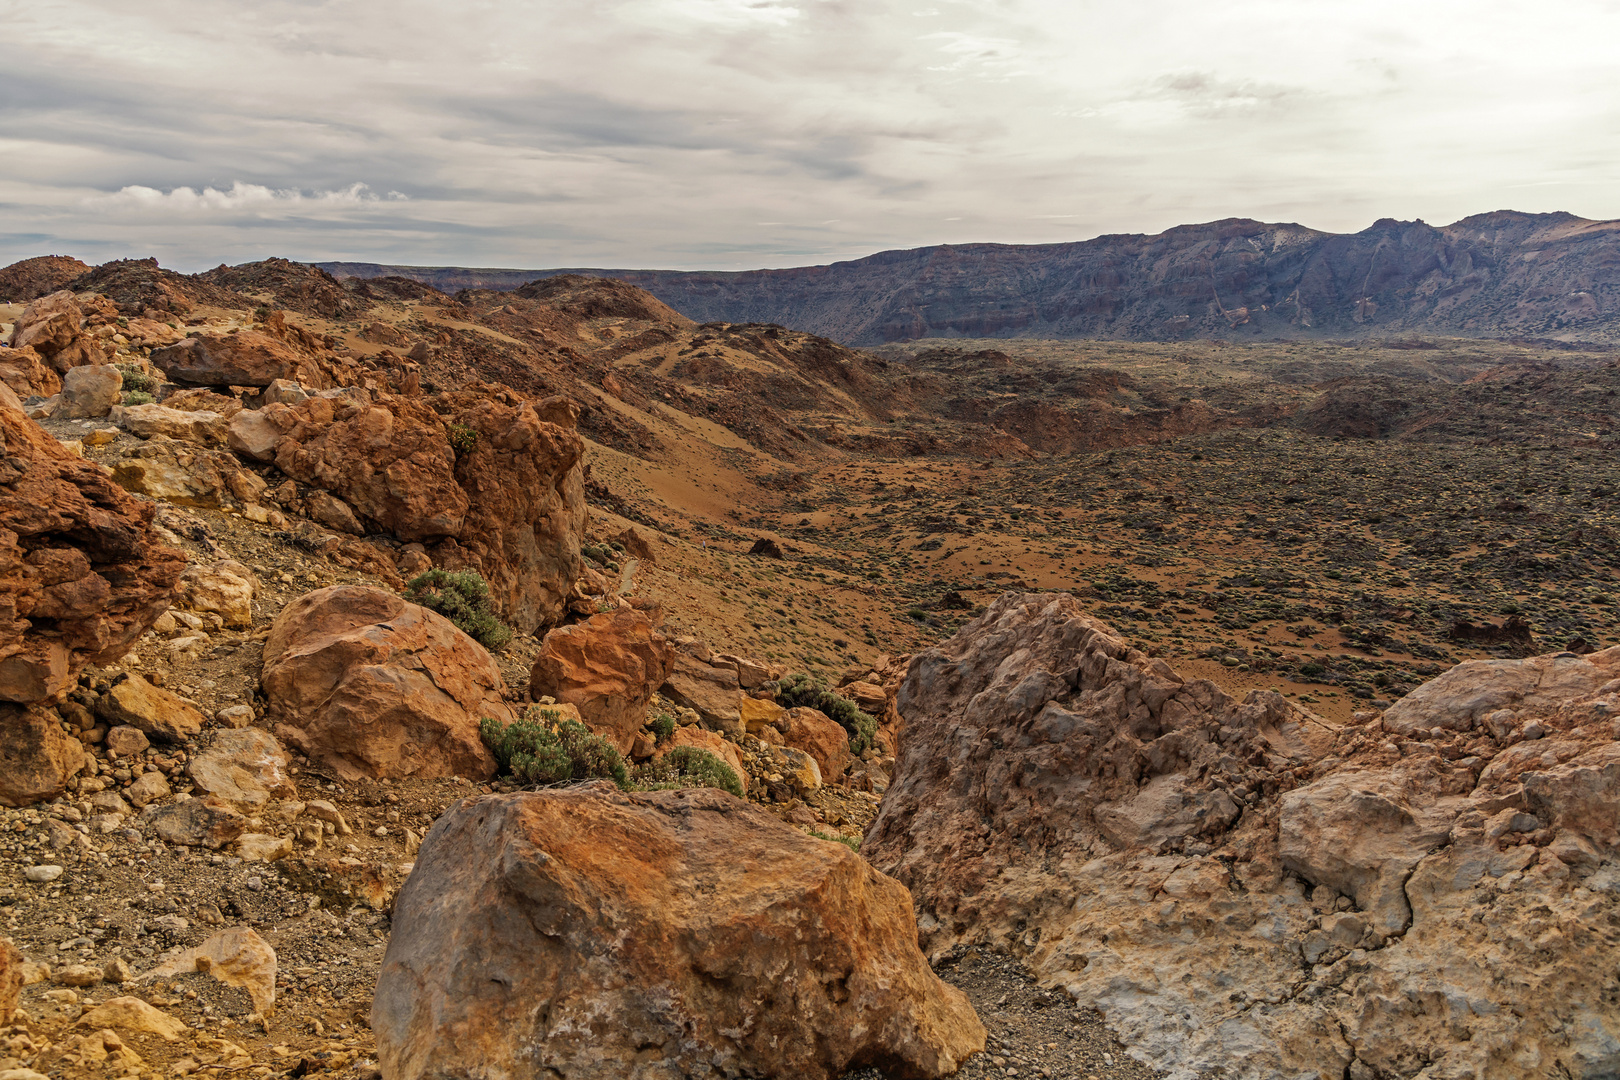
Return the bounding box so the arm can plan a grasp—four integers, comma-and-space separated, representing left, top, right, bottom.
24, 865, 63, 883
215, 705, 255, 728
52, 963, 101, 987
103, 957, 134, 983
103, 726, 150, 758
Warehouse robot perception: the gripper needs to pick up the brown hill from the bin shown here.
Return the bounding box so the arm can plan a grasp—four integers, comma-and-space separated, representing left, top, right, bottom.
0, 255, 91, 301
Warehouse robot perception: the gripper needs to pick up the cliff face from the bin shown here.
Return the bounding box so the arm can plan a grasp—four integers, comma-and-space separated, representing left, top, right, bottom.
322, 211, 1620, 345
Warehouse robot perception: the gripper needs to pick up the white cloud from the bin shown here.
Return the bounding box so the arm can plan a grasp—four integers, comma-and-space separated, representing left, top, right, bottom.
85, 182, 404, 216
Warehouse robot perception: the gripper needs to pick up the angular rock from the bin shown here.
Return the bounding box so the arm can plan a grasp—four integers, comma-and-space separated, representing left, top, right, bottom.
738, 694, 786, 736
96, 674, 205, 743
237, 833, 293, 862
146, 797, 247, 849
150, 330, 325, 388
0, 385, 185, 702
109, 436, 268, 510
1382, 648, 1620, 735
110, 403, 228, 445
186, 727, 297, 810
305, 490, 364, 535
225, 409, 279, 461
374, 787, 983, 1080
124, 770, 170, 808
8, 292, 102, 373
782, 706, 853, 783
143, 926, 277, 1018
261, 585, 511, 781
76, 996, 187, 1041
175, 561, 256, 629
0, 345, 63, 399
0, 704, 86, 806
58, 365, 122, 419
662, 652, 742, 730
528, 608, 674, 754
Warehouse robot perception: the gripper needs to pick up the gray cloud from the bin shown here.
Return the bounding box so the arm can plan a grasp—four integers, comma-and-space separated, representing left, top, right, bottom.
2, 0, 1617, 271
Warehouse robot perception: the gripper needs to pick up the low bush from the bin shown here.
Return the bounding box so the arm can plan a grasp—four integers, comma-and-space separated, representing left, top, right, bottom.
631, 746, 744, 798
445, 422, 477, 457
648, 712, 676, 744
120, 391, 155, 407
773, 673, 877, 756
481, 708, 629, 789
114, 363, 155, 395
402, 568, 512, 651
809, 828, 861, 853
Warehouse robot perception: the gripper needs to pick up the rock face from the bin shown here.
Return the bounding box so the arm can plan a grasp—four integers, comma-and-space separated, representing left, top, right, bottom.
58, 365, 122, 418
374, 785, 984, 1080
109, 436, 269, 511
255, 391, 585, 632
0, 385, 185, 703
151, 329, 329, 388
528, 608, 674, 754
864, 592, 1620, 1080
6, 292, 103, 373
261, 586, 512, 781
0, 704, 86, 806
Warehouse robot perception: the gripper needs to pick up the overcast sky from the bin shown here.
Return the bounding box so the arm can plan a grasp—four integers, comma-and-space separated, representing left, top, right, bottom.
3, 0, 1618, 272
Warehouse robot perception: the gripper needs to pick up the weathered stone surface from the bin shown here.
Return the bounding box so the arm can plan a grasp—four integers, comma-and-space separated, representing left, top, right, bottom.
0, 385, 185, 702
109, 436, 268, 510
146, 797, 247, 849
96, 674, 205, 743
529, 608, 674, 754
110, 403, 228, 445
862, 592, 1620, 1080
124, 770, 170, 808
186, 727, 296, 810
58, 365, 122, 419
0, 345, 63, 399
304, 490, 363, 535
175, 560, 256, 628
738, 694, 786, 736
143, 927, 276, 1018
782, 706, 853, 783
225, 409, 279, 461
661, 651, 742, 730
1382, 648, 1620, 735
658, 724, 749, 795
374, 786, 983, 1080
76, 996, 187, 1040
0, 937, 20, 1025
261, 586, 510, 781
151, 330, 325, 388
7, 292, 103, 373
0, 704, 86, 806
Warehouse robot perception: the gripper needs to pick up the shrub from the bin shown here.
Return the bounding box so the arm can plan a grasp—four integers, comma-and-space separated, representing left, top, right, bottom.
402, 568, 512, 651
648, 712, 676, 744
810, 828, 861, 853
481, 707, 629, 789
631, 746, 744, 798
121, 391, 154, 406
773, 673, 877, 756
445, 422, 477, 457
114, 363, 154, 395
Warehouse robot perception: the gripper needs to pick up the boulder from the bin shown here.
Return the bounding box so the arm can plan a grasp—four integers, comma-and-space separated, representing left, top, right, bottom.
261, 391, 585, 632
109, 436, 268, 510
658, 724, 749, 795
110, 403, 228, 445
186, 727, 297, 810
782, 706, 853, 782
58, 365, 122, 419
260, 586, 512, 781
142, 926, 276, 1018
8, 292, 103, 373
714, 652, 770, 689
0, 704, 85, 806
373, 787, 984, 1080
0, 385, 185, 703
175, 561, 256, 629
225, 410, 279, 461
1381, 648, 1620, 735
661, 651, 742, 731
528, 608, 674, 754
738, 694, 786, 736
75, 996, 187, 1041
861, 592, 1620, 1080
96, 674, 205, 743
0, 345, 63, 399
146, 797, 247, 849
305, 490, 364, 535
150, 330, 326, 388
124, 770, 170, 808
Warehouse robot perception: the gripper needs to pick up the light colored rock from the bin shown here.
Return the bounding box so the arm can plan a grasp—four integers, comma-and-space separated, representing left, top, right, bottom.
1382, 648, 1620, 735
96, 674, 205, 743
144, 926, 276, 1018
529, 608, 675, 754
109, 436, 268, 510
146, 797, 247, 849
237, 833, 293, 862
176, 560, 256, 629
260, 378, 308, 406
261, 586, 511, 781
51, 964, 100, 987
23, 865, 62, 882
123, 770, 170, 808
58, 365, 122, 419
715, 653, 770, 689
76, 996, 186, 1041
215, 704, 254, 728
776, 745, 823, 795
738, 694, 786, 735
103, 725, 149, 757
373, 787, 984, 1080
187, 727, 297, 809
226, 409, 280, 461
110, 403, 228, 445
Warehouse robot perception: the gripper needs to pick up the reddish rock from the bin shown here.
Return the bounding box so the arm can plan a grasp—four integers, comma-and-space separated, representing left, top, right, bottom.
0, 936, 21, 1024
528, 608, 674, 754
151, 329, 330, 388
0, 346, 62, 398
0, 385, 185, 702
0, 256, 92, 302
261, 586, 512, 781
0, 704, 86, 806
661, 651, 742, 731
782, 706, 853, 783
95, 673, 205, 743
6, 291, 104, 374
373, 786, 984, 1080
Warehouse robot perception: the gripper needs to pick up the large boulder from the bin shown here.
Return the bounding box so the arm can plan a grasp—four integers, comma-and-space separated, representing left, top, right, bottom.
109, 436, 268, 510
0, 384, 185, 702
528, 608, 674, 754
186, 727, 297, 810
150, 329, 329, 388
373, 786, 984, 1080
110, 403, 229, 445
7, 291, 103, 373
58, 364, 122, 419
253, 390, 585, 632
661, 651, 743, 731
0, 704, 86, 806
260, 586, 513, 781
782, 705, 853, 782
862, 592, 1620, 1080
0, 346, 62, 399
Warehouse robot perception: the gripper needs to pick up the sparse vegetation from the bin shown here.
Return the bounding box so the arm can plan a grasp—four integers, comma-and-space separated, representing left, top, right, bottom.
121, 390, 154, 406
402, 568, 512, 651
481, 708, 630, 789
114, 363, 154, 394
445, 422, 477, 457
773, 673, 877, 755
631, 745, 745, 798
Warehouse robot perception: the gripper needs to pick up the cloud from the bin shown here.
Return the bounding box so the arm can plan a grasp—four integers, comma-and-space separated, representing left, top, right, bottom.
85, 182, 405, 216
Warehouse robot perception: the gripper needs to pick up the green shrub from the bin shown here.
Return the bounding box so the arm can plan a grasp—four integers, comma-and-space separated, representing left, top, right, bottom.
115, 363, 155, 395
648, 712, 676, 744
446, 422, 477, 457
774, 673, 877, 756
121, 391, 154, 406
631, 746, 744, 798
403, 568, 512, 651
481, 708, 630, 789
810, 828, 861, 853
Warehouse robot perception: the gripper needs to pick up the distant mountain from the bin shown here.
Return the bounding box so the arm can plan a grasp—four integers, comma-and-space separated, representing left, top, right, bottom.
318, 211, 1620, 345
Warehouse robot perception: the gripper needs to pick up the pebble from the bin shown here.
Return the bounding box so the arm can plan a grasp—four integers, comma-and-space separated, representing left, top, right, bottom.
25, 865, 63, 882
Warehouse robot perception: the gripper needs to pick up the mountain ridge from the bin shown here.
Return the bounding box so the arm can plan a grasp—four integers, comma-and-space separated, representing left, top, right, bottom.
318, 210, 1620, 345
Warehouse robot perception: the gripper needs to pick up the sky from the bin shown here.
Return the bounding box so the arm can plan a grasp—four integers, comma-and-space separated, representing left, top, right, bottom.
3, 0, 1619, 272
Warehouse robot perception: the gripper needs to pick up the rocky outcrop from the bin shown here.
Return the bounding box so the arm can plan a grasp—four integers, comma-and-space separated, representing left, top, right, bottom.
248, 390, 585, 631
0, 385, 185, 703
528, 608, 674, 754
151, 329, 330, 388
0, 346, 63, 399
374, 785, 984, 1080
865, 592, 1620, 1080
260, 586, 512, 781
0, 256, 92, 302
6, 292, 104, 373
109, 436, 269, 511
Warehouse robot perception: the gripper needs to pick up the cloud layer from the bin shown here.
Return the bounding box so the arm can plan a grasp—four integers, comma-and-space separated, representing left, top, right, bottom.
4, 0, 1618, 271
